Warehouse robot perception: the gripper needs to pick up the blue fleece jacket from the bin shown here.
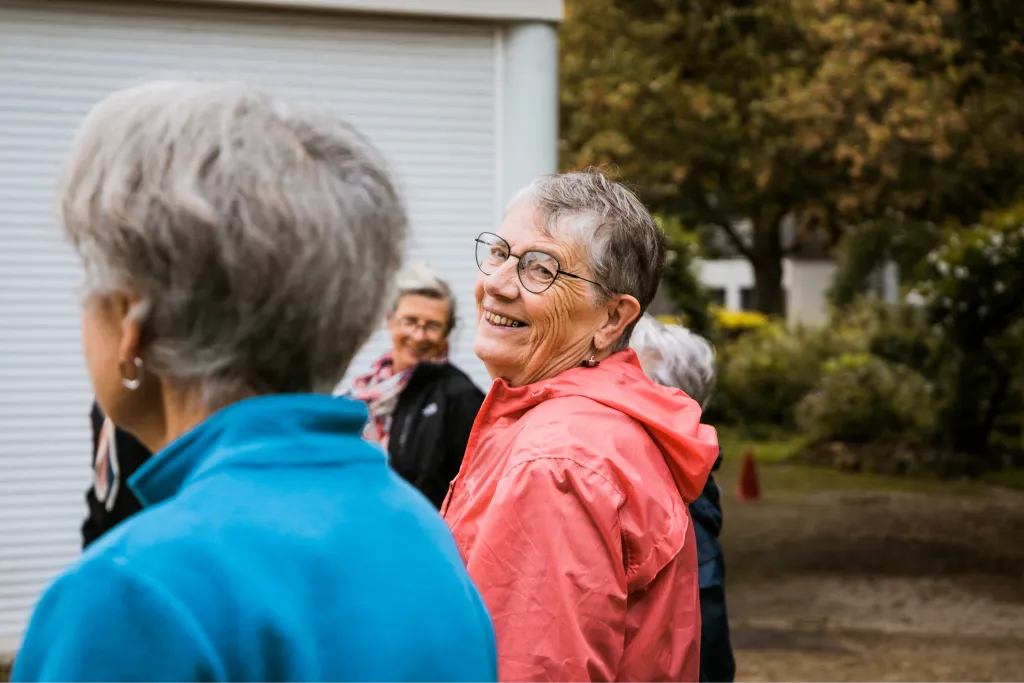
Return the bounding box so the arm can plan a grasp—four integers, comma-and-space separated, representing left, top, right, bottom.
13, 395, 497, 682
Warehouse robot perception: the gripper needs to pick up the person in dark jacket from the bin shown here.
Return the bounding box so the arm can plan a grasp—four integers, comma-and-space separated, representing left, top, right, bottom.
82, 401, 151, 549
349, 264, 484, 508
631, 314, 736, 683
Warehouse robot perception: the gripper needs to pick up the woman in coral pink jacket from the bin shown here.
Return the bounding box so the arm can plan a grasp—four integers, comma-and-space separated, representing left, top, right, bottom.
443, 170, 720, 682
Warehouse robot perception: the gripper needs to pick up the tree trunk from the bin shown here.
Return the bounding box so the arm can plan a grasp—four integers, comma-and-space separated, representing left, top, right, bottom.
948, 350, 1010, 472
949, 358, 986, 461
750, 217, 786, 316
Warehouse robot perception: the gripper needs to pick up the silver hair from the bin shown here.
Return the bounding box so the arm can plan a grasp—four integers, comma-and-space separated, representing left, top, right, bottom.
630, 314, 717, 408
390, 263, 457, 333
508, 170, 666, 351
60, 80, 407, 407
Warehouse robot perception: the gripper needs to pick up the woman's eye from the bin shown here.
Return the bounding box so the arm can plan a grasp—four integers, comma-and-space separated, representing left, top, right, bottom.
531, 263, 555, 280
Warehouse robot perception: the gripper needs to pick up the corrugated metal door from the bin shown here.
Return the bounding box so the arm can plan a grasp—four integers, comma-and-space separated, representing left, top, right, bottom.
0, 0, 497, 651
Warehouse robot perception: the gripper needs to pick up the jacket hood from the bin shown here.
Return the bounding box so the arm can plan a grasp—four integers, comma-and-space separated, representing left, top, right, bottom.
485, 349, 719, 503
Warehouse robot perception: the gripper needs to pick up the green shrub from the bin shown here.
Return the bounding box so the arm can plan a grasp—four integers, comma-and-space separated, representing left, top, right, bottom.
796, 353, 938, 445
711, 324, 831, 429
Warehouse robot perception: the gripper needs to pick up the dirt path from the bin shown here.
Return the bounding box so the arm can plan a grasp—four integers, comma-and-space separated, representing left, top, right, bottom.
715, 459, 1024, 681
732, 629, 1024, 682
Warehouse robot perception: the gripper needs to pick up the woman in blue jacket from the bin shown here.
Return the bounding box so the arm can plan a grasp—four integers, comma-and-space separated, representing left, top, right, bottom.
13, 80, 496, 683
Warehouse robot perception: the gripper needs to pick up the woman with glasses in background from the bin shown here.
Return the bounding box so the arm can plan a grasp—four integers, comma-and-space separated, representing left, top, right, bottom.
349, 264, 484, 509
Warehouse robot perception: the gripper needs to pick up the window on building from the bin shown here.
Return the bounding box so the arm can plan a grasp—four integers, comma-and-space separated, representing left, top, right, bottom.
737, 287, 789, 316
709, 287, 726, 306
739, 287, 754, 311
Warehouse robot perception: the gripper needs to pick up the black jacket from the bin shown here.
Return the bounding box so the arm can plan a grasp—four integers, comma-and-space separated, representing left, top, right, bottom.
81, 402, 151, 549
387, 362, 484, 509
691, 449, 736, 683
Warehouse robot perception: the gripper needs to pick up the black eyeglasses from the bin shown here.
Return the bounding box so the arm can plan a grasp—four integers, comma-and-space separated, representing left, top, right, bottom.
474, 232, 603, 294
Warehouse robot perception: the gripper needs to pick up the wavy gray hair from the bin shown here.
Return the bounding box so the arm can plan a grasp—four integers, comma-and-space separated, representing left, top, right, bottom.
508, 170, 666, 351
60, 80, 407, 407
630, 314, 717, 408
390, 263, 457, 333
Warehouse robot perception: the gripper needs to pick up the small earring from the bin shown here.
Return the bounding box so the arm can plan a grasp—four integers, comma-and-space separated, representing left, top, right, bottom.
581, 355, 599, 368
119, 357, 144, 390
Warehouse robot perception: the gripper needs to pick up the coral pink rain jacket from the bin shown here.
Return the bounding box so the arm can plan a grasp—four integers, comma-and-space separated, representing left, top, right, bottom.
443, 349, 720, 682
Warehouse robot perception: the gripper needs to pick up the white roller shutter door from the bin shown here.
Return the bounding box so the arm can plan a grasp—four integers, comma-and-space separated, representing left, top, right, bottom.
0, 0, 497, 650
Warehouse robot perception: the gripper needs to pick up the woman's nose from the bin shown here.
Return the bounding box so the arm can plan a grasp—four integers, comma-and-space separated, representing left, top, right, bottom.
482, 260, 520, 300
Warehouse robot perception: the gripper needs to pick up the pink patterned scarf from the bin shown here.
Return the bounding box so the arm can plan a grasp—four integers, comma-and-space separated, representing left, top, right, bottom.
348, 351, 447, 450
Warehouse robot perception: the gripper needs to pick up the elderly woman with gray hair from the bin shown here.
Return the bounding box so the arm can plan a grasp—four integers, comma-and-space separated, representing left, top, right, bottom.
443, 170, 720, 681
349, 264, 483, 509
12, 81, 496, 682
631, 315, 736, 683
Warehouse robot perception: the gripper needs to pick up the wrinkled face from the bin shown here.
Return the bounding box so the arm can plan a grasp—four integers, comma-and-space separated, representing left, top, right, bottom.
474, 203, 609, 387
387, 294, 451, 372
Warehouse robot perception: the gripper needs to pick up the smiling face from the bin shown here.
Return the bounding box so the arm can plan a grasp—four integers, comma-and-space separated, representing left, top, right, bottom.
387, 293, 451, 373
474, 203, 619, 387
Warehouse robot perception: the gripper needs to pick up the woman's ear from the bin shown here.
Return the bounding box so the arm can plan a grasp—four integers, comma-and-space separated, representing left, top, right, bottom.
594, 294, 641, 352
115, 295, 146, 365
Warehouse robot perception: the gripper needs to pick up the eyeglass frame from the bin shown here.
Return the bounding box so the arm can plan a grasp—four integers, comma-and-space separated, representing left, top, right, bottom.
393, 316, 447, 339
474, 232, 604, 294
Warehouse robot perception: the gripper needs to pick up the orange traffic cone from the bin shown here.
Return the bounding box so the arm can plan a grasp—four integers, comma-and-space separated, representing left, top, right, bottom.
737, 449, 762, 501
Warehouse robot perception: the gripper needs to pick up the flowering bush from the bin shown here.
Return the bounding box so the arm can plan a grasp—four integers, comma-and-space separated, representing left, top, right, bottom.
713, 307, 772, 338
915, 204, 1024, 347
910, 204, 1024, 460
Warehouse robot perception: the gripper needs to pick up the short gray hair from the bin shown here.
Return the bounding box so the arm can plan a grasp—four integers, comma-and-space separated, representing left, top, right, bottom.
630, 314, 717, 408
390, 263, 457, 333
509, 170, 666, 351
60, 80, 407, 407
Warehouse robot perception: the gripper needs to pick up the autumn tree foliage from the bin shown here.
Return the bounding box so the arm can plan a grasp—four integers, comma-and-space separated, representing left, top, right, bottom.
560, 0, 1024, 314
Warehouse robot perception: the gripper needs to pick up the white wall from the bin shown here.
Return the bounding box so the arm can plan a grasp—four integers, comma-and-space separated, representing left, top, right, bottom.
694, 257, 837, 326
696, 259, 753, 311
784, 260, 837, 326
174, 0, 564, 22
499, 23, 559, 209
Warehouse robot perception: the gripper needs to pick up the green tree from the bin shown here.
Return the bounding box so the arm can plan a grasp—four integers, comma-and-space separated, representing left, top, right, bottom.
915, 204, 1024, 462
828, 214, 942, 309
560, 0, 1024, 314
656, 214, 714, 338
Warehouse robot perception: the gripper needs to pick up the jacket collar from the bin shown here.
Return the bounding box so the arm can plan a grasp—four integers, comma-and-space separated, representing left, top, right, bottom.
129, 394, 379, 507
479, 349, 719, 503
481, 349, 642, 420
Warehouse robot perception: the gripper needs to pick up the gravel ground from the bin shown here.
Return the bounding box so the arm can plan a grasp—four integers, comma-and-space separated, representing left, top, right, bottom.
733, 630, 1024, 682
717, 460, 1024, 682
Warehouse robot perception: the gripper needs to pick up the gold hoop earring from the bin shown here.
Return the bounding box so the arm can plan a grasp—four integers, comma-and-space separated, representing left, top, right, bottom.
119, 357, 144, 391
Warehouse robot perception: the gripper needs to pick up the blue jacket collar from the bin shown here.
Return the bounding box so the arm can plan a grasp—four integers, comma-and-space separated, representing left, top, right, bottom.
129, 394, 380, 507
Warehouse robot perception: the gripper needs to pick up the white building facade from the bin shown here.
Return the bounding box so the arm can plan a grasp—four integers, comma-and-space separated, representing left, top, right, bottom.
0, 0, 561, 653
696, 258, 837, 326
